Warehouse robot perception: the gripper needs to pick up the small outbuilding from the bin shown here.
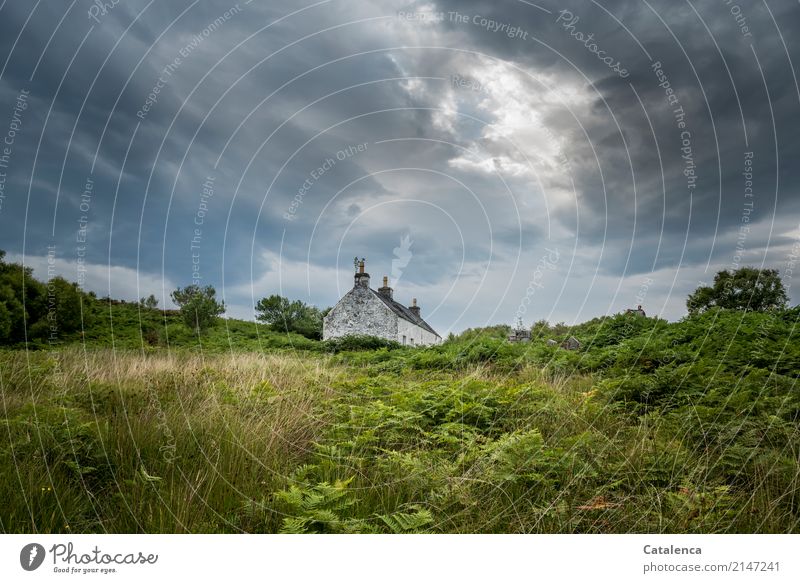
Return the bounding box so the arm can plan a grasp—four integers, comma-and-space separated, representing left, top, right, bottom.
507, 319, 531, 343
625, 304, 647, 317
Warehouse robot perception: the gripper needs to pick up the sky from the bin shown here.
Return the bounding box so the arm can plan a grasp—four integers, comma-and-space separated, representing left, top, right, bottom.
0, 0, 799, 335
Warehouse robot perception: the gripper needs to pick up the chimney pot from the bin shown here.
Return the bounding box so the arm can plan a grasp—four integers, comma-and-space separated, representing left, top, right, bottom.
353, 258, 370, 288
378, 275, 393, 299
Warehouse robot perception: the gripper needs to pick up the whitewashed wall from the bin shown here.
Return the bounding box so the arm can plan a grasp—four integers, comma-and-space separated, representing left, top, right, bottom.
397, 317, 441, 346
322, 286, 398, 341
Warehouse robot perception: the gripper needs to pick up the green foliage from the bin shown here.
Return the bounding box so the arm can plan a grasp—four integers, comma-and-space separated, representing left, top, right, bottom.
378, 507, 434, 533
255, 294, 324, 339
140, 294, 159, 309
1, 250, 799, 534
274, 477, 367, 534
323, 334, 401, 353
687, 267, 788, 314
170, 284, 225, 334
0, 252, 94, 343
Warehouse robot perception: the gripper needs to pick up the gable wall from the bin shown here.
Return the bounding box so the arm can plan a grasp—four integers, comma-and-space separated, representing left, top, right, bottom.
322, 286, 398, 341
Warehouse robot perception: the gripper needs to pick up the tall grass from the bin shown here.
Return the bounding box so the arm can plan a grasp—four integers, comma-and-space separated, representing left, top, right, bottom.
1, 344, 797, 533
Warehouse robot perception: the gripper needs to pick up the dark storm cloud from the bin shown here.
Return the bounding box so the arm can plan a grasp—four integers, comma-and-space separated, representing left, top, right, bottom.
1, 0, 799, 328
434, 0, 800, 274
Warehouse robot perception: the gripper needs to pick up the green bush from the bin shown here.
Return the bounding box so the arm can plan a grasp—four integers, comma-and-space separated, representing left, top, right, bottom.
322, 334, 402, 353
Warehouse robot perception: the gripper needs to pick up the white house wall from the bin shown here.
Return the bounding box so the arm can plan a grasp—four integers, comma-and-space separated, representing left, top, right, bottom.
322, 286, 398, 340
397, 317, 441, 346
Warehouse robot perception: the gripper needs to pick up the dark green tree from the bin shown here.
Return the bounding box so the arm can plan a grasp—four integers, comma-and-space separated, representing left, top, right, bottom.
140, 294, 159, 309
255, 294, 323, 339
0, 250, 47, 342
0, 301, 11, 341
28, 277, 93, 340
687, 267, 788, 314
171, 285, 225, 334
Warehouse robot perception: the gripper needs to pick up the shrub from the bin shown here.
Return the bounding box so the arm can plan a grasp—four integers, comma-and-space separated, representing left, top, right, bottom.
322, 335, 402, 353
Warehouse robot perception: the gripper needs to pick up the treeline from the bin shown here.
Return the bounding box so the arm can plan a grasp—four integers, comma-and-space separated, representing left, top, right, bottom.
0, 250, 332, 346
0, 250, 93, 343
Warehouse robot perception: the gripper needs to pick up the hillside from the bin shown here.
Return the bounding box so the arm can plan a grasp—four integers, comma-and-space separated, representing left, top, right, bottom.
1, 305, 798, 533
21, 300, 320, 352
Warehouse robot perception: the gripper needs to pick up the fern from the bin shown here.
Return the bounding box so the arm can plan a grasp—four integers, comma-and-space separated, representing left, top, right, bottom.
275, 477, 369, 533
378, 507, 434, 533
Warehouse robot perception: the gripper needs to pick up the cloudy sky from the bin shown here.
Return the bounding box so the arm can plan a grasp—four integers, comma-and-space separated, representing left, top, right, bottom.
0, 0, 798, 334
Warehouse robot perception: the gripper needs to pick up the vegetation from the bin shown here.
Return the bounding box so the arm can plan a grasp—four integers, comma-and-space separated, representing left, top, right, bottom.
170, 285, 226, 334
0, 251, 95, 343
687, 267, 788, 314
255, 294, 325, 340
1, 257, 798, 533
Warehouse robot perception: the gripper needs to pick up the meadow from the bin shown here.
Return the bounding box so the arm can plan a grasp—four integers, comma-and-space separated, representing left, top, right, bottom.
1, 302, 798, 533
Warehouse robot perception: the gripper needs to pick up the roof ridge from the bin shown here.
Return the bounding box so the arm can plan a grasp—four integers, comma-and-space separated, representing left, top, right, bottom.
369, 288, 440, 337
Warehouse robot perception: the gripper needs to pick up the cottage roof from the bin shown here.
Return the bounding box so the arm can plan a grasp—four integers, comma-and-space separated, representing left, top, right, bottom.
368, 288, 440, 338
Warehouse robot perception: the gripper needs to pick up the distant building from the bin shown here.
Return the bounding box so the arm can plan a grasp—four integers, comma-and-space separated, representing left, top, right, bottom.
625, 304, 647, 317
507, 318, 531, 343
561, 336, 581, 350
322, 258, 441, 346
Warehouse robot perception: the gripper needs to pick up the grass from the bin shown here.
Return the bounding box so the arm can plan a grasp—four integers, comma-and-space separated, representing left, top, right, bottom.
2, 334, 798, 533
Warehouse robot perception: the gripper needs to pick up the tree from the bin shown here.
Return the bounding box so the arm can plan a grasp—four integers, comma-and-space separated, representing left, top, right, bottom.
0, 250, 47, 342
46, 277, 92, 334
171, 285, 225, 333
140, 294, 159, 309
687, 267, 788, 314
255, 294, 323, 339
0, 301, 11, 342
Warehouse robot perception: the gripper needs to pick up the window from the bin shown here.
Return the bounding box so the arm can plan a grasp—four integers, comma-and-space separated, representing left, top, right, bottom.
410, 338, 414, 345
402, 335, 406, 345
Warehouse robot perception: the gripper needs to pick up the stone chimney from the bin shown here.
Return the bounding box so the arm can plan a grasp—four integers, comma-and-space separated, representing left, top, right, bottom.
409, 298, 420, 318
354, 258, 370, 288
378, 275, 393, 299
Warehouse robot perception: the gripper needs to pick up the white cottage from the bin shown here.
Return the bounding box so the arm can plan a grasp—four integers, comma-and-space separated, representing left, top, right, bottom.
322, 259, 441, 346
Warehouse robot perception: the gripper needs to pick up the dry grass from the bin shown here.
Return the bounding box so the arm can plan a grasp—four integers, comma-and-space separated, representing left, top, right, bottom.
0, 347, 345, 533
